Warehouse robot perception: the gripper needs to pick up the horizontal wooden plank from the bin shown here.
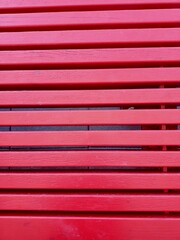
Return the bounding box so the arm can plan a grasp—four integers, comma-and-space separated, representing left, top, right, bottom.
0, 194, 180, 211
0, 89, 179, 107
0, 109, 179, 126
0, 68, 180, 89
0, 151, 179, 167
0, 48, 180, 70
0, 9, 180, 31
0, 130, 179, 146
1, 28, 180, 50
1, 216, 180, 240
1, 0, 180, 13
1, 172, 180, 189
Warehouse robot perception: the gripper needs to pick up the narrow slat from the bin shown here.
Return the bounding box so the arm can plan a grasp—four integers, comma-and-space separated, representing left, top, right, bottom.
0, 48, 180, 69
0, 151, 179, 167
0, 130, 179, 146
1, 172, 180, 189
0, 9, 180, 31
1, 216, 180, 240
1, 28, 180, 50
1, 194, 180, 211
0, 68, 180, 89
0, 0, 180, 13
0, 89, 179, 107
0, 109, 179, 126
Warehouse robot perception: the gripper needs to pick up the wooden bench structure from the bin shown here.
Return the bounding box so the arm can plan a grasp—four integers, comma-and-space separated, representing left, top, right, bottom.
0, 0, 180, 239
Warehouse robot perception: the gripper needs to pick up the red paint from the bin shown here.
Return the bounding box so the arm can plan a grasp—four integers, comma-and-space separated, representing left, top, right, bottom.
0, 88, 180, 107
0, 109, 179, 126
1, 217, 180, 240
0, 130, 180, 146
0, 151, 179, 167
0, 28, 180, 50
0, 67, 180, 89
0, 172, 180, 189
0, 9, 180, 31
0, 47, 180, 69
1, 0, 180, 12
0, 0, 180, 238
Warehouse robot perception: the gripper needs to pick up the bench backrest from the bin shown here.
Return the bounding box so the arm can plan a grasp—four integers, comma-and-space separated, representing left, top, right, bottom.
0, 1, 180, 239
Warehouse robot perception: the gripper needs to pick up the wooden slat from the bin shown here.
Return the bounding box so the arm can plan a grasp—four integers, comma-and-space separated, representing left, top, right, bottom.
0, 68, 180, 89
1, 194, 180, 211
0, 9, 180, 31
0, 0, 180, 12
1, 216, 180, 240
0, 89, 179, 107
0, 48, 180, 69
1, 28, 180, 50
0, 109, 179, 126
1, 172, 180, 189
0, 151, 179, 167
0, 130, 179, 146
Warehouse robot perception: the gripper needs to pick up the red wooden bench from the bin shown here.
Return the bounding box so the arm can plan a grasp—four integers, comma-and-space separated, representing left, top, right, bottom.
0, 0, 180, 239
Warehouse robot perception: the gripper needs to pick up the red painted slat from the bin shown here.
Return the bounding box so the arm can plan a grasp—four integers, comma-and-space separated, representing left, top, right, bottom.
0, 48, 180, 69
0, 68, 180, 89
0, 89, 179, 107
1, 172, 180, 189
1, 216, 180, 240
1, 28, 180, 50
1, 194, 180, 211
0, 9, 180, 31
0, 109, 179, 126
0, 0, 179, 12
0, 151, 179, 167
0, 130, 179, 146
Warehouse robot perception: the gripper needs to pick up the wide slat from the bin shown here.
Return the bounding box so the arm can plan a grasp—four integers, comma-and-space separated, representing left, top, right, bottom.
1, 0, 180, 12
1, 172, 180, 189
1, 217, 180, 240
1, 194, 180, 211
0, 68, 180, 89
0, 109, 179, 126
0, 130, 179, 146
0, 9, 180, 31
0, 151, 179, 167
0, 48, 180, 69
0, 89, 179, 107
1, 28, 180, 50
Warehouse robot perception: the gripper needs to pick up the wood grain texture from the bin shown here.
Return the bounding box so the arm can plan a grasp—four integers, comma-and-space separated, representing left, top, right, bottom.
0, 0, 180, 12
0, 67, 180, 89
0, 151, 179, 167
1, 172, 180, 189
0, 88, 179, 107
0, 109, 179, 126
0, 48, 179, 69
0, 130, 179, 146
0, 9, 180, 31
1, 217, 180, 240
1, 194, 180, 211
0, 28, 180, 50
